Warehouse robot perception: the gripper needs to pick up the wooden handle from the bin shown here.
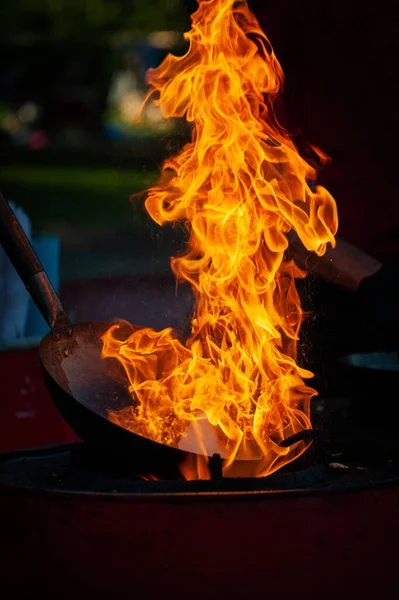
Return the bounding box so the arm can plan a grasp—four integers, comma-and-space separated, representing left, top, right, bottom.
0, 193, 69, 330
0, 192, 43, 282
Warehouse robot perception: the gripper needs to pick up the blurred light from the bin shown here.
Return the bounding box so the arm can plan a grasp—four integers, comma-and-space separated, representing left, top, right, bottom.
148, 31, 180, 49
120, 91, 144, 122
18, 102, 40, 124
28, 131, 49, 151
145, 102, 165, 124
2, 114, 21, 134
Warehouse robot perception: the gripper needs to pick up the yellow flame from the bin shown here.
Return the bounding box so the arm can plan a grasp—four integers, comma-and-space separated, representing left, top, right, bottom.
102, 0, 338, 478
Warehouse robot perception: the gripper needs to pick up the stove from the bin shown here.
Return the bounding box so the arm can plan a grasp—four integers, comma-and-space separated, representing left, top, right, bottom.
2, 436, 399, 600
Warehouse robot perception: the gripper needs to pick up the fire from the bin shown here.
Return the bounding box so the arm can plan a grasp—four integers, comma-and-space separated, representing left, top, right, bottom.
102, 0, 338, 478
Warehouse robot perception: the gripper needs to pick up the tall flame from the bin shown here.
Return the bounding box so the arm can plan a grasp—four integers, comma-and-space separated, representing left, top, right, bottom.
102, 0, 338, 478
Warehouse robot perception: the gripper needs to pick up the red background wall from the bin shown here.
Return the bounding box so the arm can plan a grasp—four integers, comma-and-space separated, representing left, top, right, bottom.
253, 0, 398, 261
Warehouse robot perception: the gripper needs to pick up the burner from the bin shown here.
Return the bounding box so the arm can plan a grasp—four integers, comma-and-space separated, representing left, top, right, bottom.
1, 441, 399, 495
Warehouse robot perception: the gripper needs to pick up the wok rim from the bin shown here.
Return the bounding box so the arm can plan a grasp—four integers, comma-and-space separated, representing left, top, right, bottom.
339, 351, 399, 373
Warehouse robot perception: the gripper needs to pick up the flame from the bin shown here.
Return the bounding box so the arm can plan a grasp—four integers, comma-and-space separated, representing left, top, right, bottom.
102, 0, 338, 478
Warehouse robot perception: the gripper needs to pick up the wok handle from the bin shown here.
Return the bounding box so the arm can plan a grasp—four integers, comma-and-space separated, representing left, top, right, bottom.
0, 192, 70, 331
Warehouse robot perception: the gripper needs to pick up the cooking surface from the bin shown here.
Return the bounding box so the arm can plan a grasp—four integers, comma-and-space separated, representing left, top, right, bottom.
2, 439, 399, 496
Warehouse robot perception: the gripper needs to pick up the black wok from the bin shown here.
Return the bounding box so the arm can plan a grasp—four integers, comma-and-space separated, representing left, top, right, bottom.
0, 194, 195, 477
0, 193, 311, 478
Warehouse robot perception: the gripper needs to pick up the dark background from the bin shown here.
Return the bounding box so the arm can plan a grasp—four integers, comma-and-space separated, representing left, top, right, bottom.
254, 0, 399, 260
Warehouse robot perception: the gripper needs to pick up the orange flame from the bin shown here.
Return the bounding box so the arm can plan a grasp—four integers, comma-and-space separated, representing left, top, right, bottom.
102, 0, 338, 478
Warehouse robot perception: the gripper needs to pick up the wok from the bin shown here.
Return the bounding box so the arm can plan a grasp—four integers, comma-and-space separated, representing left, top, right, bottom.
0, 193, 311, 478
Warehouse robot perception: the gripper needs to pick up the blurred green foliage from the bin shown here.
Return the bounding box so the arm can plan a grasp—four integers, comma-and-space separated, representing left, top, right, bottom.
0, 165, 158, 229
0, 0, 186, 42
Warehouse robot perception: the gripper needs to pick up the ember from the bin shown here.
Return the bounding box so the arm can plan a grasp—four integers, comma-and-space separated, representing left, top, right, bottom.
102, 0, 338, 478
